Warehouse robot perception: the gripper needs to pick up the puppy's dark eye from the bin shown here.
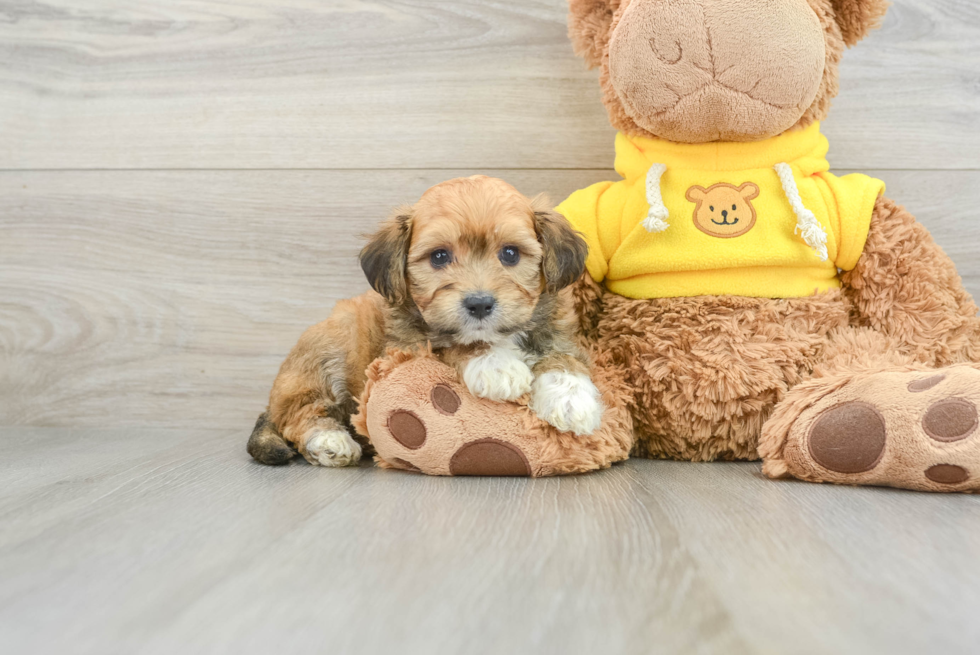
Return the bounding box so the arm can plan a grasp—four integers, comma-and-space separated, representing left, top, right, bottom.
709, 206, 714, 212
498, 245, 520, 266
732, 204, 737, 211
430, 249, 452, 269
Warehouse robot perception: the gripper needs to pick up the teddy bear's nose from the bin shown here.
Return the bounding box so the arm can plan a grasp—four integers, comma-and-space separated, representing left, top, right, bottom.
722, 209, 729, 219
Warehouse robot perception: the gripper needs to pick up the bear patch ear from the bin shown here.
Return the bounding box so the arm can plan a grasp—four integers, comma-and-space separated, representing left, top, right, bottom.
738, 182, 760, 201
686, 186, 707, 202
567, 0, 622, 69
831, 0, 890, 47
359, 211, 413, 304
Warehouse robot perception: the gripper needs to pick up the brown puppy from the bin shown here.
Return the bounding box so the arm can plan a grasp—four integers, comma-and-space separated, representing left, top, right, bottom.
248, 176, 604, 467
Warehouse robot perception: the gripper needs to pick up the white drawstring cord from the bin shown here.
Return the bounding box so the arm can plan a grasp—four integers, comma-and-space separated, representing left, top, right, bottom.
642, 163, 670, 233
774, 162, 828, 261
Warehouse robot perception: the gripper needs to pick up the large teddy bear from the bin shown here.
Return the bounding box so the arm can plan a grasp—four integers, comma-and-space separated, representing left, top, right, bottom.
357, 0, 980, 492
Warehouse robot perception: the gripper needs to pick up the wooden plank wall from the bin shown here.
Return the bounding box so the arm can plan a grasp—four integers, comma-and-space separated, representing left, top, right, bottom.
1, 0, 978, 430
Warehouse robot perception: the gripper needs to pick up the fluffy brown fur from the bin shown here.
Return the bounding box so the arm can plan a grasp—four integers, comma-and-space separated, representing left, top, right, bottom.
592, 288, 850, 461
831, 0, 890, 47
567, 0, 622, 68
557, 0, 980, 491
580, 196, 980, 466
841, 197, 980, 366
248, 176, 592, 466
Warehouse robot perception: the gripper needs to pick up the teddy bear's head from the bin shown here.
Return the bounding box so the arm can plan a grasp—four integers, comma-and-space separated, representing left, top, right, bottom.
568, 0, 889, 143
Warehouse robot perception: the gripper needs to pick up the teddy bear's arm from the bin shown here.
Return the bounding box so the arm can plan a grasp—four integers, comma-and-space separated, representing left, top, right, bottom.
570, 272, 606, 343
841, 195, 980, 365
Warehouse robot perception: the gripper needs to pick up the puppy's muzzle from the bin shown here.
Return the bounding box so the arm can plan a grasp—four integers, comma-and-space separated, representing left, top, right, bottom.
463, 293, 496, 320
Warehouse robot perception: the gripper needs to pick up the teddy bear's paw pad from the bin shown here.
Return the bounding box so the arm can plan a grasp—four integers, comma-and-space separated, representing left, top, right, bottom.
807, 402, 886, 474
387, 410, 427, 449
448, 438, 532, 477
783, 366, 980, 492
430, 384, 461, 415
908, 374, 946, 392
921, 398, 977, 442
925, 463, 969, 485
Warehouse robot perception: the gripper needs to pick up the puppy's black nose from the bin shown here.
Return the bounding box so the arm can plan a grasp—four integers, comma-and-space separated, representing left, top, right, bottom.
722, 209, 728, 219
463, 294, 495, 320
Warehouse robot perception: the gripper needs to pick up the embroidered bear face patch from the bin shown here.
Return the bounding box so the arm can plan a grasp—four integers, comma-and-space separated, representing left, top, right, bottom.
686, 182, 760, 238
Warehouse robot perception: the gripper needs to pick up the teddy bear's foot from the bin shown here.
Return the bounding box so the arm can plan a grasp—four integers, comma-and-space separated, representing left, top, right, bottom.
353, 349, 633, 477
760, 365, 980, 492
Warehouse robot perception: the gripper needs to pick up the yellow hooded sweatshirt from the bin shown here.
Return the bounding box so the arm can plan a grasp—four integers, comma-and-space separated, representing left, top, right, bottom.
555, 122, 885, 299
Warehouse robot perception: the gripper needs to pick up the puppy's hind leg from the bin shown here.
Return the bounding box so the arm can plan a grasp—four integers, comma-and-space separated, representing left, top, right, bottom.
247, 411, 297, 465
268, 370, 365, 468
254, 293, 385, 468
292, 401, 364, 468
247, 406, 364, 468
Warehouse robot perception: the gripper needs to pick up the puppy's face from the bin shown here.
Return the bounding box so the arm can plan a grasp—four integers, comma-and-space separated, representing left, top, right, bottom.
360, 176, 586, 345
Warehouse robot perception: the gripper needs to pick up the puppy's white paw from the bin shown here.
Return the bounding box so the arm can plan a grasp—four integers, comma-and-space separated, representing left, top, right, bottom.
305, 429, 362, 467
464, 347, 534, 402
530, 371, 604, 436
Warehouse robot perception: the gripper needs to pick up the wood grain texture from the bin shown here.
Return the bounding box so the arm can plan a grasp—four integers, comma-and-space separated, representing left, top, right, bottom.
2, 169, 978, 430
0, 0, 978, 170
1, 427, 978, 654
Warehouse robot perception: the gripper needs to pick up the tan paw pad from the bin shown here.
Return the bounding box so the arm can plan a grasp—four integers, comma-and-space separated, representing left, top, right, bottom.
449, 439, 532, 477
430, 384, 461, 415
908, 374, 945, 393
780, 366, 980, 492
807, 402, 886, 474
924, 464, 970, 485
387, 410, 427, 449
922, 398, 977, 442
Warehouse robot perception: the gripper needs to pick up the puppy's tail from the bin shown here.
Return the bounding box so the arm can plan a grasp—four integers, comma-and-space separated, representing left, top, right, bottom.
247, 411, 296, 465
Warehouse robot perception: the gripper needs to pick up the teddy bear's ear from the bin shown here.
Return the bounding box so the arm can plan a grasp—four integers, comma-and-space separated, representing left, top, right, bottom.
567, 0, 622, 69
685, 186, 707, 203
831, 0, 890, 47
738, 182, 760, 201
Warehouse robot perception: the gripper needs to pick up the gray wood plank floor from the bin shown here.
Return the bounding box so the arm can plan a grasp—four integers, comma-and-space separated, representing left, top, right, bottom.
3, 427, 979, 655
2, 0, 980, 652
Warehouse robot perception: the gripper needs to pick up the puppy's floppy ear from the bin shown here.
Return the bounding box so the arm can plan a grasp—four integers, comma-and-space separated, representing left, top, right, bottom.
533, 208, 588, 292
359, 211, 413, 303
567, 0, 622, 69
830, 0, 889, 47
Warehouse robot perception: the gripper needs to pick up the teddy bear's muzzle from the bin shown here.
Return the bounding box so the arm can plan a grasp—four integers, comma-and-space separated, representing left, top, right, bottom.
607, 0, 827, 143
